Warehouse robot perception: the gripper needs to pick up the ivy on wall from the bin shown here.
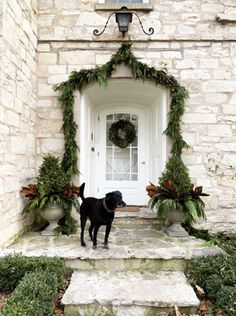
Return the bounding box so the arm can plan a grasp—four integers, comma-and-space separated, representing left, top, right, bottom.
54, 43, 189, 179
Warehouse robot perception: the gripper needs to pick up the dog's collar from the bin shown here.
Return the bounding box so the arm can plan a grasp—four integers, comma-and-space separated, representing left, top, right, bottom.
103, 199, 115, 213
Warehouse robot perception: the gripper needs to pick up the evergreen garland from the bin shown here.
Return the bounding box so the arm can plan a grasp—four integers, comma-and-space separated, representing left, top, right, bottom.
54, 43, 189, 179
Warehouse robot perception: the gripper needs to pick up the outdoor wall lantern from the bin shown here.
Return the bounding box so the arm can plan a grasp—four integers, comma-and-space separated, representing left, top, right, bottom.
93, 6, 154, 37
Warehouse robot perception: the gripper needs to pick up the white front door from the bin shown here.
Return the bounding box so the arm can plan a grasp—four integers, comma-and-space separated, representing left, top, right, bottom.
94, 107, 148, 205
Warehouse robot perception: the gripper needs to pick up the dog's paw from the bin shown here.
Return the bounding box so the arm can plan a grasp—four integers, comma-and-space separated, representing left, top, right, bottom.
92, 245, 97, 250
103, 244, 109, 250
81, 242, 86, 247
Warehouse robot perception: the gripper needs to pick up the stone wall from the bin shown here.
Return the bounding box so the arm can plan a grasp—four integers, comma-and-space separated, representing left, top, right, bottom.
0, 0, 37, 247
36, 0, 236, 233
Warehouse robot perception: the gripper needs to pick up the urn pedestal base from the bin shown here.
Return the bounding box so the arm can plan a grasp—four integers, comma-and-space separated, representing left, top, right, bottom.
164, 210, 189, 237
40, 205, 64, 236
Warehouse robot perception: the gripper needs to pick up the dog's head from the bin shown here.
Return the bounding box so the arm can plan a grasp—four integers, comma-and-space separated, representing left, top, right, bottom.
105, 191, 126, 210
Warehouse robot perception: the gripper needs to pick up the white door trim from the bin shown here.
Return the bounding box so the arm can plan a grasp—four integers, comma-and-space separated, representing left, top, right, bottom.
77, 79, 168, 203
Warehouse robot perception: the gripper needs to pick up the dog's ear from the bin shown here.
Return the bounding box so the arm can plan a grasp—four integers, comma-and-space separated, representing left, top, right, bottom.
105, 192, 113, 199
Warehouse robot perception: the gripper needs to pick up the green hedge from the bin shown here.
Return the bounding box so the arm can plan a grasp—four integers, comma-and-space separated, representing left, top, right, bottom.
0, 270, 58, 316
0, 254, 66, 316
187, 253, 236, 315
0, 254, 65, 291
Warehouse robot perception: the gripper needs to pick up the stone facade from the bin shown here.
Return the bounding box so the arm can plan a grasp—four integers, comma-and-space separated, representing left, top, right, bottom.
0, 0, 236, 246
0, 0, 37, 247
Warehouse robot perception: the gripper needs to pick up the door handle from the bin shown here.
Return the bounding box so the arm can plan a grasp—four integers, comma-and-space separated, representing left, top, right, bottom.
141, 161, 145, 164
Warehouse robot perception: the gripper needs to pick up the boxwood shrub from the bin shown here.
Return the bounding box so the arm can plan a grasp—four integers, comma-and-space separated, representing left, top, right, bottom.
187, 252, 236, 314
0, 270, 58, 316
0, 253, 65, 291
0, 254, 66, 316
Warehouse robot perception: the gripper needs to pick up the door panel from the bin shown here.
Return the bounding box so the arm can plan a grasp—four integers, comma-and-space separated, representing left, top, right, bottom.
95, 108, 147, 205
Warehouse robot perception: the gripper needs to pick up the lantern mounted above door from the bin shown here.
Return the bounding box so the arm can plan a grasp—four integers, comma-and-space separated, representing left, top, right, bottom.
93, 6, 154, 37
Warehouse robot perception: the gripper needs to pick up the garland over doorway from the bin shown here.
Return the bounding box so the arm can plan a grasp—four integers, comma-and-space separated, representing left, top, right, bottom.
54, 43, 189, 179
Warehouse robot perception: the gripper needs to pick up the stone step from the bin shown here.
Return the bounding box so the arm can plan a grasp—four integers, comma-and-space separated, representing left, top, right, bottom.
2, 224, 223, 273
62, 270, 200, 315
114, 207, 158, 226
65, 223, 223, 272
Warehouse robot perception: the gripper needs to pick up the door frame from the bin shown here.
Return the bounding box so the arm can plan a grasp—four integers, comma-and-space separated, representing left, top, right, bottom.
77, 79, 168, 203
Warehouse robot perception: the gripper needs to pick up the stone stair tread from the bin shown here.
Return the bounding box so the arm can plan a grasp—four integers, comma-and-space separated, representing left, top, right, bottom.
62, 270, 199, 308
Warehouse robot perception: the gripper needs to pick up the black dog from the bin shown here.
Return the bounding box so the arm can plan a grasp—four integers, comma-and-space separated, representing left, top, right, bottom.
79, 183, 126, 249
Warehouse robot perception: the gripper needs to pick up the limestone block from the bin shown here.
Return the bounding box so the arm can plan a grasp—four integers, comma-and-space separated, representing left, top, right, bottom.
200, 59, 219, 69
218, 195, 235, 208
0, 105, 4, 123
38, 15, 55, 27
182, 153, 202, 165
218, 115, 236, 124
204, 195, 218, 210
37, 120, 62, 134
26, 133, 36, 151
48, 74, 69, 84
10, 136, 26, 154
40, 138, 64, 154
202, 80, 236, 92
175, 59, 197, 69
54, 0, 79, 10
188, 165, 206, 177
1, 89, 14, 109
0, 179, 4, 195
0, 165, 16, 176
183, 113, 217, 124
194, 105, 219, 114
95, 54, 112, 65
5, 110, 20, 127
218, 176, 236, 188
38, 43, 51, 52
0, 123, 9, 135
181, 132, 198, 146
38, 84, 59, 97
163, 25, 176, 35
208, 125, 232, 137
161, 51, 182, 59
37, 65, 49, 78
39, 0, 54, 10
59, 50, 95, 65
48, 65, 67, 74
180, 69, 210, 80
229, 94, 236, 104
4, 177, 19, 193
215, 142, 236, 151
38, 53, 57, 65
221, 154, 236, 168
205, 93, 228, 104
37, 99, 53, 108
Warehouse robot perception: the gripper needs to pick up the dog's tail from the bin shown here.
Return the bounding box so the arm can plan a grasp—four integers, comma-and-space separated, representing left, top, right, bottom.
79, 182, 85, 201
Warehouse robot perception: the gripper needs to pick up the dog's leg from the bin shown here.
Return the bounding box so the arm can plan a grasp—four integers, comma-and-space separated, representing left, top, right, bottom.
92, 225, 100, 250
89, 222, 95, 241
80, 216, 87, 247
103, 223, 112, 250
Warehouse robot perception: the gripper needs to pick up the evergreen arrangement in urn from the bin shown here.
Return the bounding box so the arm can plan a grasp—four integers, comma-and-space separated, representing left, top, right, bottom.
146, 155, 208, 226
20, 154, 81, 234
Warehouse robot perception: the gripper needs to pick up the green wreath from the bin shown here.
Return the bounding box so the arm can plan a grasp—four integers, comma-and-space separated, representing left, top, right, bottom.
109, 119, 136, 148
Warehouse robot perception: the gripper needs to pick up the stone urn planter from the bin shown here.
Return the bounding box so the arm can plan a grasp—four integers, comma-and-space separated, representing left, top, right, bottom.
39, 205, 64, 236
164, 210, 189, 237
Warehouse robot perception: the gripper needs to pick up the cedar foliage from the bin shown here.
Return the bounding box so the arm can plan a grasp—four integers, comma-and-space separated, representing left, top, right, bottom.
21, 154, 79, 235
54, 43, 189, 179
149, 155, 207, 225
